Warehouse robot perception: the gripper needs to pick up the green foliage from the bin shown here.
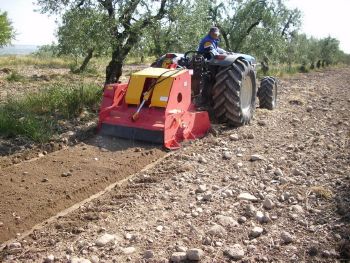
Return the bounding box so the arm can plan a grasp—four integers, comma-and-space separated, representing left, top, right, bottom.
6, 71, 25, 82
134, 0, 211, 57
57, 8, 111, 59
0, 84, 101, 142
37, 0, 187, 83
35, 0, 349, 81
0, 10, 15, 47
33, 44, 60, 58
319, 36, 340, 65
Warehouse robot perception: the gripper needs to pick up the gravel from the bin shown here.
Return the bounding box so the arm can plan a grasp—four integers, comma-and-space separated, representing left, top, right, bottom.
2, 68, 349, 263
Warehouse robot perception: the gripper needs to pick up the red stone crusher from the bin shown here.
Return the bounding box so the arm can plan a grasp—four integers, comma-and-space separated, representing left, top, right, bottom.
98, 66, 211, 149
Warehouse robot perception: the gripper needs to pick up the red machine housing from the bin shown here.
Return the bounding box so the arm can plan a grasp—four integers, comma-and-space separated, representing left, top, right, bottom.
98, 68, 210, 149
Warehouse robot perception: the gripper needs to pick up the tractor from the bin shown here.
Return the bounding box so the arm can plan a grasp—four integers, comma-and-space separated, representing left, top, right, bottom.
98, 51, 277, 149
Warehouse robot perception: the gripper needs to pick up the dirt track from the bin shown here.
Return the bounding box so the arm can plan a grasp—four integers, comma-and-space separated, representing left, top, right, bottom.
0, 136, 165, 242
0, 67, 349, 262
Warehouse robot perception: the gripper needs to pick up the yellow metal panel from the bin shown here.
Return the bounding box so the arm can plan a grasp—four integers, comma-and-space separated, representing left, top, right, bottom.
151, 77, 173, 107
125, 75, 145, 105
133, 67, 185, 78
125, 67, 185, 106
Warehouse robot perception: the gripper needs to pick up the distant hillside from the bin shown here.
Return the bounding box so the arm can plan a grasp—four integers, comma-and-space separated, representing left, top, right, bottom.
0, 45, 39, 55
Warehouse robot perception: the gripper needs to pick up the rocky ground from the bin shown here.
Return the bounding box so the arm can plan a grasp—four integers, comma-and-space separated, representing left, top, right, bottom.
0, 67, 349, 262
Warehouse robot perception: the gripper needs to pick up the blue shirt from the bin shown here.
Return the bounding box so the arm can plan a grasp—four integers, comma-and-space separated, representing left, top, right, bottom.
198, 35, 226, 55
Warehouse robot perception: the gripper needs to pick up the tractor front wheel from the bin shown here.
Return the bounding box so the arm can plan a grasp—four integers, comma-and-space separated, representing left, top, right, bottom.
212, 58, 257, 126
258, 76, 277, 110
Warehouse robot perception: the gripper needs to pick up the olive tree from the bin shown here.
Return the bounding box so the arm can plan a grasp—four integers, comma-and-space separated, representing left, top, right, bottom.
0, 10, 15, 47
57, 8, 111, 72
37, 0, 181, 84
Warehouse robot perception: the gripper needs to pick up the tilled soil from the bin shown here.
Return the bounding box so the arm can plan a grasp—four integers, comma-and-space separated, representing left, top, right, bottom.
0, 67, 349, 262
0, 136, 165, 243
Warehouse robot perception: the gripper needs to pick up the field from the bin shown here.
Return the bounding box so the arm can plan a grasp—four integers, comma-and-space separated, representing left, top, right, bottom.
0, 57, 349, 262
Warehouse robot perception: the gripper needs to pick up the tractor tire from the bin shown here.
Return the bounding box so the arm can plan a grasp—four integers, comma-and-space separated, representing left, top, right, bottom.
258, 76, 277, 110
212, 58, 257, 126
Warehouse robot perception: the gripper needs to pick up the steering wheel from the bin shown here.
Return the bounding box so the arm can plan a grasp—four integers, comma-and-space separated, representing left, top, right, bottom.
185, 50, 216, 60
184, 50, 201, 60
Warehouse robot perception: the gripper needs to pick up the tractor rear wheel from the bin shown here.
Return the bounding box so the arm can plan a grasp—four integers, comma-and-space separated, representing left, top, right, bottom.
212, 58, 257, 126
258, 76, 277, 110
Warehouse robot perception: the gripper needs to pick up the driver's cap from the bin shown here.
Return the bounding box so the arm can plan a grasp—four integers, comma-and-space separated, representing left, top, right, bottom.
209, 26, 220, 35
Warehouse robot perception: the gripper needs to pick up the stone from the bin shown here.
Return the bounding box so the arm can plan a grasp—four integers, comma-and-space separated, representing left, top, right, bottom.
245, 204, 257, 217
44, 255, 55, 263
280, 177, 289, 184
70, 258, 92, 263
143, 250, 154, 259
175, 246, 187, 252
229, 134, 239, 141
90, 255, 99, 263
238, 216, 247, 224
124, 233, 133, 240
247, 133, 255, 139
203, 192, 213, 201
308, 244, 318, 256
198, 156, 207, 164
306, 105, 313, 112
250, 227, 264, 238
291, 205, 304, 214
212, 185, 220, 191
95, 233, 116, 247
61, 172, 72, 177
186, 248, 204, 261
281, 231, 294, 244
235, 162, 243, 169
223, 151, 232, 160
196, 184, 207, 193
122, 247, 136, 254
255, 211, 265, 223
170, 252, 187, 262
8, 242, 21, 250
224, 244, 245, 260
321, 250, 331, 258
216, 215, 239, 227
224, 189, 234, 197
156, 225, 163, 232
238, 193, 258, 201
250, 154, 265, 161
263, 199, 275, 210
207, 224, 227, 237
274, 168, 284, 177
258, 120, 267, 126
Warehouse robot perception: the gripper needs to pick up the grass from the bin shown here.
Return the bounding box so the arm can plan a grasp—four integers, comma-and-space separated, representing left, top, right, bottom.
257, 64, 300, 78
310, 186, 333, 200
0, 55, 73, 69
5, 71, 25, 82
0, 83, 102, 142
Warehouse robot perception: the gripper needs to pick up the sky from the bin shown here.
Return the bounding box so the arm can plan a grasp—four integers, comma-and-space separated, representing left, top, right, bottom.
0, 0, 350, 53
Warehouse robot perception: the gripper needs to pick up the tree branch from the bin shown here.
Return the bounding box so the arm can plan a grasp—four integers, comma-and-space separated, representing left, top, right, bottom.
281, 14, 292, 37
246, 19, 261, 35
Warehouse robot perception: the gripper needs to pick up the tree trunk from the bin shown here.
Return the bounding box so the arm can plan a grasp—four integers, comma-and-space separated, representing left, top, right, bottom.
105, 49, 125, 84
103, 0, 168, 84
74, 48, 94, 73
221, 29, 231, 51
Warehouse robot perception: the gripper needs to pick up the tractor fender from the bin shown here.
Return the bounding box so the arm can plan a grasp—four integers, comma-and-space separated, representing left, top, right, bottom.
208, 53, 256, 68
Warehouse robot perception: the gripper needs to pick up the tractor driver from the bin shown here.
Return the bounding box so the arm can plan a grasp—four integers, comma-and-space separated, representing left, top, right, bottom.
198, 26, 226, 58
